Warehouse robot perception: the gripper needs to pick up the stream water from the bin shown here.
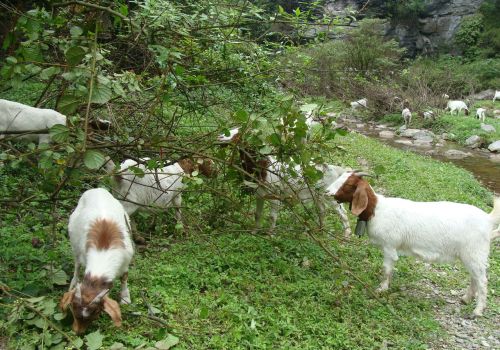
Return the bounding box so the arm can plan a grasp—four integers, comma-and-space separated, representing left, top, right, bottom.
341, 117, 500, 194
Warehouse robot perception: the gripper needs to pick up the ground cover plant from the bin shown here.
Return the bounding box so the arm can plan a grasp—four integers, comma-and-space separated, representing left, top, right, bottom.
1, 1, 499, 349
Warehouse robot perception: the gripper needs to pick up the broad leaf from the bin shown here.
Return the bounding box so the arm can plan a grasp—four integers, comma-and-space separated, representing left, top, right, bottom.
49, 124, 69, 143
58, 94, 81, 115
84, 150, 106, 169
70, 26, 83, 37
299, 103, 318, 112
91, 84, 112, 104
85, 331, 104, 350
155, 334, 179, 350
40, 66, 60, 80
65, 46, 86, 65
51, 269, 68, 286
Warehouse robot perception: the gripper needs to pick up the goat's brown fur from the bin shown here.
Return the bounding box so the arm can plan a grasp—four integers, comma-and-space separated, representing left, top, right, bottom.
86, 219, 124, 251
334, 174, 377, 221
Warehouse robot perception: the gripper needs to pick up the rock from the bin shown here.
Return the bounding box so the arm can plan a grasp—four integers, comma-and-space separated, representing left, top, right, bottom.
481, 340, 490, 348
445, 149, 470, 159
468, 89, 495, 100
465, 135, 483, 148
488, 140, 500, 152
490, 154, 500, 163
379, 130, 395, 138
441, 133, 456, 141
356, 123, 366, 128
425, 149, 437, 155
493, 110, 500, 117
376, 124, 388, 129
414, 139, 433, 147
480, 123, 496, 133
326, 112, 337, 118
401, 128, 421, 138
394, 139, 413, 146
412, 130, 435, 142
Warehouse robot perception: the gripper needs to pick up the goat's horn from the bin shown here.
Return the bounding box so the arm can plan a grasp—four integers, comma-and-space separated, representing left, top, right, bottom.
90, 289, 110, 305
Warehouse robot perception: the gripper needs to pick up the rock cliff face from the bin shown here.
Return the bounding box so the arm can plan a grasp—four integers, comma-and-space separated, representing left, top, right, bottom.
324, 0, 486, 56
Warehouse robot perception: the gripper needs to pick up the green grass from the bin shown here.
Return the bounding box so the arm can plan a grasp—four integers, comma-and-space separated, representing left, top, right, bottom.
1, 132, 498, 349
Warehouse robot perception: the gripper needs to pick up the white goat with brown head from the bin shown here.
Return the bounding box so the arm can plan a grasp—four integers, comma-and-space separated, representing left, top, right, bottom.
326, 171, 500, 317
60, 188, 134, 334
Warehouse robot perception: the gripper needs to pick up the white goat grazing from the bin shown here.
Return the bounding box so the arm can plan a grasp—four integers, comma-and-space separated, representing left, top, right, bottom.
104, 157, 213, 224
218, 129, 352, 237
493, 90, 500, 102
475, 108, 486, 122
326, 171, 500, 317
446, 100, 469, 115
0, 99, 66, 144
401, 108, 412, 127
423, 111, 434, 120
350, 98, 367, 110
59, 188, 134, 334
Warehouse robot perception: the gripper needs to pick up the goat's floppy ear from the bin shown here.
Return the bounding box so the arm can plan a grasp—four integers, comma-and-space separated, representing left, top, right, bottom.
103, 296, 122, 327
351, 183, 369, 216
59, 289, 75, 312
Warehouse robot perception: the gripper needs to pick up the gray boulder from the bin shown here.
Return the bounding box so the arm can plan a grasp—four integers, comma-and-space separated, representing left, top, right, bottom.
379, 130, 395, 138
445, 149, 471, 159
468, 89, 495, 100
465, 135, 483, 149
394, 139, 413, 146
412, 130, 435, 142
480, 123, 496, 133
400, 128, 421, 138
414, 139, 433, 148
488, 140, 500, 152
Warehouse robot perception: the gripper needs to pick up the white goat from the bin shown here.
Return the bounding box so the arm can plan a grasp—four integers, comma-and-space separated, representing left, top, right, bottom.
493, 90, 500, 102
104, 157, 213, 224
59, 188, 134, 334
423, 111, 434, 120
475, 108, 486, 122
401, 108, 412, 127
350, 98, 367, 110
442, 93, 450, 100
326, 171, 500, 317
218, 129, 352, 237
446, 100, 469, 115
0, 99, 66, 144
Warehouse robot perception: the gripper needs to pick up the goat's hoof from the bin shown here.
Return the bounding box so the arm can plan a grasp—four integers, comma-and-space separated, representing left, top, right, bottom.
120, 296, 131, 305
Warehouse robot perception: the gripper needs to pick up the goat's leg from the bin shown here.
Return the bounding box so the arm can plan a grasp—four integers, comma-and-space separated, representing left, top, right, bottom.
173, 194, 183, 225
268, 199, 280, 234
472, 268, 488, 317
334, 202, 351, 238
461, 278, 477, 304
376, 248, 398, 293
254, 196, 265, 232
119, 272, 131, 304
69, 260, 80, 291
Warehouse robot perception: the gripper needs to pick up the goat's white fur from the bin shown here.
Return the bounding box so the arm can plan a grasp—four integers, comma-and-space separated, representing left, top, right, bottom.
68, 188, 134, 304
446, 100, 469, 115
0, 99, 67, 144
475, 108, 486, 122
104, 158, 185, 223
326, 174, 500, 316
401, 108, 412, 127
218, 127, 240, 142
256, 158, 351, 237
493, 90, 500, 102
423, 111, 434, 120
350, 98, 367, 110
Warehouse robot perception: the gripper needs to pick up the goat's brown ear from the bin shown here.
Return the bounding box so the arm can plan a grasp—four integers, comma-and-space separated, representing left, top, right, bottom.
103, 296, 122, 327
59, 289, 75, 312
351, 183, 369, 216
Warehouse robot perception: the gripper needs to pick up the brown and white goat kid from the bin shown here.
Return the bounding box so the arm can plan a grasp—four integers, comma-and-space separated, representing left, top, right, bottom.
218, 127, 352, 237
60, 188, 134, 334
326, 171, 500, 317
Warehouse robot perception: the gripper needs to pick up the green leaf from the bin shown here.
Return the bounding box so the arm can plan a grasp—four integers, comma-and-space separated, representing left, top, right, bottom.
70, 26, 83, 37
84, 150, 106, 170
85, 330, 104, 350
5, 56, 17, 64
58, 94, 81, 115
110, 343, 126, 350
65, 46, 86, 65
233, 109, 248, 123
128, 166, 145, 177
49, 125, 69, 143
91, 84, 112, 104
155, 334, 179, 350
51, 269, 68, 286
199, 306, 208, 319
26, 296, 45, 303
299, 103, 318, 112
72, 338, 84, 349
40, 66, 60, 80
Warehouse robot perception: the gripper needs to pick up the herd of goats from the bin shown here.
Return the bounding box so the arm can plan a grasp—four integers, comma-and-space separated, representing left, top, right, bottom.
1, 97, 499, 334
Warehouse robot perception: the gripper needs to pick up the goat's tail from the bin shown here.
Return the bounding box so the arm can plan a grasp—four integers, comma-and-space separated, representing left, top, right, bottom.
489, 197, 500, 226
